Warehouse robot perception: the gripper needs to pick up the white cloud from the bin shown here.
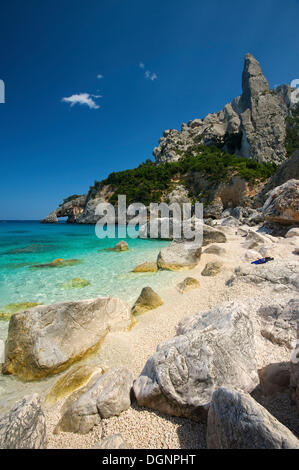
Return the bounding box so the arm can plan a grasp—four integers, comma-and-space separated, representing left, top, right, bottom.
97, 74, 103, 79
141, 64, 158, 81
144, 70, 157, 81
149, 72, 157, 81
62, 93, 100, 109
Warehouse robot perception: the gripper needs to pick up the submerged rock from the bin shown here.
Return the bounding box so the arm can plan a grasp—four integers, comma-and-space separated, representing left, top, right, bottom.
0, 394, 47, 449
132, 262, 158, 273
46, 365, 103, 406
177, 277, 200, 294
0, 313, 11, 321
132, 287, 163, 315
3, 297, 133, 380
1, 302, 42, 314
207, 387, 299, 449
3, 243, 56, 255
60, 278, 90, 289
32, 258, 82, 269
112, 241, 129, 252
1, 261, 35, 270
0, 302, 42, 321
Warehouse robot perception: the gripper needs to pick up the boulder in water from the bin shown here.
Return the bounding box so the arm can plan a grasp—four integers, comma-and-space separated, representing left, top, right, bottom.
46, 365, 103, 406
112, 241, 129, 252
3, 297, 133, 380
32, 258, 82, 269
60, 278, 90, 289
132, 261, 158, 273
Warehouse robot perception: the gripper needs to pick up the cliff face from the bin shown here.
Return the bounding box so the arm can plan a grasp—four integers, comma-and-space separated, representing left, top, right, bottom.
41, 54, 299, 224
153, 54, 293, 165
41, 195, 87, 224
254, 150, 299, 206
41, 188, 113, 224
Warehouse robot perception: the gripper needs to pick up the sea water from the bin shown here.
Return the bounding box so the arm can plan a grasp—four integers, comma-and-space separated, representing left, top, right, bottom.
0, 221, 185, 412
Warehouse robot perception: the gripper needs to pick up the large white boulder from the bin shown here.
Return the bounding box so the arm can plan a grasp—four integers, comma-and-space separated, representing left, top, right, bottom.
263, 179, 299, 225
0, 394, 47, 449
3, 297, 133, 380
157, 240, 202, 271
207, 387, 299, 449
133, 302, 258, 421
55, 367, 133, 434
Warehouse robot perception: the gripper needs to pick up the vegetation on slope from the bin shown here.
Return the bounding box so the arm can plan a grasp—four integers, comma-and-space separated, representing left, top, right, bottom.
59, 194, 82, 206
88, 146, 277, 206
285, 107, 299, 157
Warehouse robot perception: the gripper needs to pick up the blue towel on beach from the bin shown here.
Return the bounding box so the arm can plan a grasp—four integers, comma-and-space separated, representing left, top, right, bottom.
251, 257, 274, 265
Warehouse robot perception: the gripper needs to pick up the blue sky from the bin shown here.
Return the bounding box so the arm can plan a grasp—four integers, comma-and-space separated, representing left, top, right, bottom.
0, 0, 299, 219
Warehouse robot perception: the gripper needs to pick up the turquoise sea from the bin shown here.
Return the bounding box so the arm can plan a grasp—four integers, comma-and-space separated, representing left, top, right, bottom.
0, 220, 189, 412
0, 221, 186, 340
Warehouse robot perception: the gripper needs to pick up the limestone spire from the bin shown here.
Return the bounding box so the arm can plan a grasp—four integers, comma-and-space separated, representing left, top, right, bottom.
241, 53, 269, 107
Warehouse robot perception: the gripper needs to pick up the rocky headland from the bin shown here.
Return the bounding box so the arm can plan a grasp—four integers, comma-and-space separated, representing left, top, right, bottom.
41, 54, 299, 226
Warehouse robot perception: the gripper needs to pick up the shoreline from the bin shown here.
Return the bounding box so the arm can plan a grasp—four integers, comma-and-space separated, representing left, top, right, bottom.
1, 224, 298, 448
43, 226, 298, 448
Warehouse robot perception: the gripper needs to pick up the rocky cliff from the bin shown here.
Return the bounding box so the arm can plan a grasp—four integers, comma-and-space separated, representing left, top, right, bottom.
153, 54, 293, 165
41, 195, 87, 224
41, 54, 299, 224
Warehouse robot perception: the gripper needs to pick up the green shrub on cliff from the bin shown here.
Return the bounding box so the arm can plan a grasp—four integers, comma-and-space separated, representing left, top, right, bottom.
59, 194, 82, 206
285, 108, 299, 157
89, 146, 277, 205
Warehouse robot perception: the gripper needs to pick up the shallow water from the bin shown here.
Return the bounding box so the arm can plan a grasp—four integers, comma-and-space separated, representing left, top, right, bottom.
0, 221, 185, 413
